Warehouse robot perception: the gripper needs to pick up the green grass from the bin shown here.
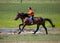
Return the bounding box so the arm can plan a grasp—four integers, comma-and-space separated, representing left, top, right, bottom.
0, 34, 60, 41
0, 2, 60, 28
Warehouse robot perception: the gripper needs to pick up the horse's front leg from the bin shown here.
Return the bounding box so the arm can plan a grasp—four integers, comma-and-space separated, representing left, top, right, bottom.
19, 24, 23, 30
18, 24, 23, 34
18, 24, 26, 34
14, 24, 23, 34
33, 24, 40, 34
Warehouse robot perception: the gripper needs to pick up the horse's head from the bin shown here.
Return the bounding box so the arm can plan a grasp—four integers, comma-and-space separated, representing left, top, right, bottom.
15, 12, 29, 20
15, 12, 22, 20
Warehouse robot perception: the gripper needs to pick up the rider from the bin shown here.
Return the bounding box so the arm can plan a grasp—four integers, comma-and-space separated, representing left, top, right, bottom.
28, 7, 34, 24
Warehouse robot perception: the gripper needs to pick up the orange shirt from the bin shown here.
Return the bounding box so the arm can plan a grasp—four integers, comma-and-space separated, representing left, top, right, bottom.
28, 9, 34, 16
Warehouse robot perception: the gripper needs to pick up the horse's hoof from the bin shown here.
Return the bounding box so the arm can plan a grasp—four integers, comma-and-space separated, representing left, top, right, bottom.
18, 32, 21, 34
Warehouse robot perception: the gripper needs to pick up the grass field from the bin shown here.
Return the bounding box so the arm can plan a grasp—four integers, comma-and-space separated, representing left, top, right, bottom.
0, 34, 60, 41
0, 2, 60, 28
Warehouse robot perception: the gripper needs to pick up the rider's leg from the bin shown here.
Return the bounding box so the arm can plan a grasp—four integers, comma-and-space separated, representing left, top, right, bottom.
29, 16, 33, 24
32, 16, 34, 22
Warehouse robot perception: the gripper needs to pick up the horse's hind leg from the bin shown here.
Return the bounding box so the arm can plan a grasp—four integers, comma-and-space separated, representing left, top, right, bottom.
42, 24, 48, 34
33, 24, 40, 34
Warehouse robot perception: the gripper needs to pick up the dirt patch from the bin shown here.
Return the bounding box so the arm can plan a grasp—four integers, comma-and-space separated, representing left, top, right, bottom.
0, 28, 60, 35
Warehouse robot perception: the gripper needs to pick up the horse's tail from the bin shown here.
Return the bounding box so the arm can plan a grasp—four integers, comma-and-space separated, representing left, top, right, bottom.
44, 18, 55, 27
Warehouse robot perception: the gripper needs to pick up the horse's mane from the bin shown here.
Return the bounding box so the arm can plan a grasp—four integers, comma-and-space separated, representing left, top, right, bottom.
19, 13, 29, 18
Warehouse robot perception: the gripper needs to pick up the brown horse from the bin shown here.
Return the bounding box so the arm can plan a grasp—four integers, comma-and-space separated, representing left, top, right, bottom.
15, 12, 55, 34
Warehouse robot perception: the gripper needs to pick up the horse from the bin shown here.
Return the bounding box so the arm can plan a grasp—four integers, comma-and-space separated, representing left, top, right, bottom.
14, 12, 55, 34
